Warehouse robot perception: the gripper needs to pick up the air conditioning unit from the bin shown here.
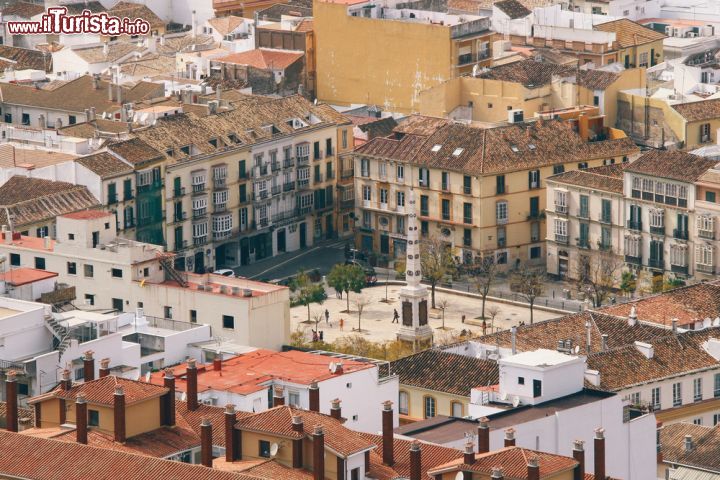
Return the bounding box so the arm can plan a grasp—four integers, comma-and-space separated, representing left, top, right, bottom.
508, 109, 524, 123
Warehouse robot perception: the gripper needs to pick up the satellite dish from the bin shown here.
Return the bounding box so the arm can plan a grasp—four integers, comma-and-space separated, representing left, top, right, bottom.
181, 392, 187, 401
500, 392, 508, 401
573, 345, 580, 354
455, 472, 465, 480
270, 443, 279, 457
144, 371, 151, 382
329, 362, 337, 374
512, 396, 520, 408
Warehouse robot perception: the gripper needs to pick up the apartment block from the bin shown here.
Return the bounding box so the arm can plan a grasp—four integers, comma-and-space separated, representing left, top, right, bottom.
353, 114, 638, 268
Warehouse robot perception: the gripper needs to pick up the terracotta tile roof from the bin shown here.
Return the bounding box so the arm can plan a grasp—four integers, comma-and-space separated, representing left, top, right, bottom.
611, 149, 716, 183
356, 116, 398, 139
30, 376, 168, 407
0, 45, 52, 72
594, 18, 666, 48
477, 60, 574, 87
107, 1, 164, 29
0, 401, 35, 427
0, 267, 57, 286
215, 49, 304, 70
119, 53, 176, 78
358, 116, 639, 176
576, 69, 621, 90
0, 431, 255, 480
548, 164, 625, 193
429, 446, 578, 477
76, 152, 133, 179
0, 75, 163, 115
1, 2, 45, 18
108, 138, 165, 165
672, 98, 720, 122
176, 401, 253, 448
295, 18, 314, 32
255, 3, 312, 21
52, 426, 200, 458
448, 0, 550, 13
0, 176, 101, 228
235, 406, 375, 457
474, 310, 672, 355
62, 210, 112, 220
60, 118, 136, 138
391, 350, 499, 396
586, 329, 720, 390
215, 458, 314, 479
63, 1, 106, 14
71, 42, 145, 64
494, 0, 531, 19
208, 15, 246, 36
659, 422, 720, 472
599, 282, 720, 328
149, 349, 374, 396
359, 433, 464, 480
157, 34, 217, 56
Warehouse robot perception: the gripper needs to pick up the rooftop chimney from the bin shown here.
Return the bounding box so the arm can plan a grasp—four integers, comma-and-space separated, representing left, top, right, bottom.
114, 386, 126, 443
5, 370, 18, 432
313, 425, 325, 480
382, 401, 394, 466
76, 392, 87, 445
594, 428, 606, 480
585, 320, 592, 354
491, 467, 504, 479
201, 418, 213, 467
213, 355, 222, 372
330, 398, 342, 420
572, 440, 585, 480
309, 381, 320, 412
225, 404, 241, 462
292, 415, 304, 468
672, 318, 678, 333
511, 326, 517, 355
463, 441, 475, 465
187, 358, 198, 411
92, 75, 99, 90
527, 457, 540, 480
634, 341, 654, 359
83, 351, 95, 382
191, 10, 197, 39
475, 418, 490, 454
628, 306, 637, 326
684, 435, 693, 453
273, 386, 285, 407
410, 441, 421, 480
99, 358, 111, 378
504, 427, 516, 447
61, 369, 72, 391
292, 415, 304, 433
163, 369, 175, 427
601, 334, 608, 352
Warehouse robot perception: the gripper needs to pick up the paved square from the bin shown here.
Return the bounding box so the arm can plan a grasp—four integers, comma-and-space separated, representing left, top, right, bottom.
291, 284, 562, 344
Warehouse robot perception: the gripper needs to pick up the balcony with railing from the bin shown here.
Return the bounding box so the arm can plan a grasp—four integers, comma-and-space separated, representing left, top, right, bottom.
253, 191, 269, 202
671, 264, 689, 275
298, 205, 313, 216
283, 182, 296, 192
213, 203, 227, 214
697, 263, 716, 274
124, 189, 134, 201
326, 146, 335, 157
193, 235, 207, 246
297, 179, 310, 189
577, 238, 591, 249
627, 220, 642, 231
341, 168, 354, 179
297, 155, 310, 166
257, 218, 269, 229
699, 228, 715, 240
283, 157, 295, 169
254, 164, 269, 177
673, 229, 689, 240
555, 204, 568, 215
175, 239, 188, 251
271, 161, 281, 172
213, 177, 227, 189
625, 255, 642, 265
271, 185, 281, 196
314, 173, 324, 184
649, 225, 665, 236
108, 193, 118, 204
174, 187, 186, 198
192, 183, 206, 194
456, 51, 490, 66
213, 229, 233, 240
555, 233, 568, 244
648, 258, 664, 269
173, 211, 187, 223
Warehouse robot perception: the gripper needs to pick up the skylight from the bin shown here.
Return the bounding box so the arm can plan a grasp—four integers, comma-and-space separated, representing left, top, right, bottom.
510, 145, 519, 153
431, 144, 442, 152
453, 148, 464, 156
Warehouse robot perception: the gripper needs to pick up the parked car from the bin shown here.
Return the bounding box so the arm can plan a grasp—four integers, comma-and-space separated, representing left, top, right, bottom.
345, 259, 377, 285
213, 269, 236, 278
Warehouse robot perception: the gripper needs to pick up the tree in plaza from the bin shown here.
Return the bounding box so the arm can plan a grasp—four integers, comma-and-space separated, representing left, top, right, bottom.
511, 265, 546, 325
292, 270, 327, 323
353, 295, 371, 332
470, 255, 499, 320
576, 250, 623, 308
420, 236, 456, 309
486, 305, 501, 333
620, 271, 637, 297
327, 263, 366, 313
436, 297, 450, 330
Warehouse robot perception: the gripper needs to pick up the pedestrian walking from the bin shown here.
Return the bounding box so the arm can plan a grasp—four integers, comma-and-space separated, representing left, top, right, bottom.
339, 318, 344, 331
392, 309, 399, 323
319, 331, 324, 341
312, 330, 318, 342
325, 309, 330, 324
461, 314, 466, 324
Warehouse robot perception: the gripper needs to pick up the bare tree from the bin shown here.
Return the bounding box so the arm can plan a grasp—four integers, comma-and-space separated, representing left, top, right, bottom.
436, 298, 450, 330
312, 310, 324, 336
421, 236, 456, 309
353, 295, 371, 332
576, 250, 623, 308
511, 266, 545, 325
486, 305, 501, 332
471, 256, 499, 320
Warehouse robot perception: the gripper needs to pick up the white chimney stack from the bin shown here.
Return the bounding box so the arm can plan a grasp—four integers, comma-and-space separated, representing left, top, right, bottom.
628, 305, 637, 326
634, 341, 654, 359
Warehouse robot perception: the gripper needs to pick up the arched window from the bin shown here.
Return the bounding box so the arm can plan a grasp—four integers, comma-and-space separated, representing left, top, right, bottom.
399, 391, 409, 415
424, 396, 436, 419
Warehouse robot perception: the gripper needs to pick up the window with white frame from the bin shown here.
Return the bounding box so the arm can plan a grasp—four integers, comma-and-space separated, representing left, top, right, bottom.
255, 180, 267, 196
698, 215, 715, 235
299, 193, 313, 209
639, 51, 648, 67
632, 177, 641, 192
192, 222, 208, 238
297, 168, 310, 181
496, 201, 508, 223
212, 214, 233, 233
397, 191, 405, 207
360, 158, 370, 177
673, 382, 682, 407
213, 165, 227, 180
213, 190, 228, 205
191, 171, 206, 185
670, 244, 688, 266
379, 162, 387, 179
694, 377, 703, 402
362, 211, 371, 227
655, 181, 665, 199
363, 185, 372, 201
666, 183, 677, 199
257, 204, 268, 222
714, 414, 720, 426
192, 196, 208, 211
642, 178, 654, 193
396, 164, 404, 182
396, 216, 405, 234
651, 387, 661, 410
697, 244, 714, 267
679, 185, 688, 200
624, 235, 641, 257
296, 143, 310, 159
554, 219, 568, 241
649, 209, 664, 228
629, 392, 640, 405
380, 188, 388, 204
555, 190, 567, 213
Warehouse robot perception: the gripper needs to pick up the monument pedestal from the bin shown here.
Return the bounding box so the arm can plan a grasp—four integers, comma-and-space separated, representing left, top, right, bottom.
396, 283, 433, 350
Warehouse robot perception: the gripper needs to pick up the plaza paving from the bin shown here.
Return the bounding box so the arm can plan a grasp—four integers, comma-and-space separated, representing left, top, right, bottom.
290, 284, 561, 344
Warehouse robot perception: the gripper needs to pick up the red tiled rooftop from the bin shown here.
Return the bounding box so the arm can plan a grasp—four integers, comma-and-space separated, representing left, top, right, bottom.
153, 272, 287, 298
150, 349, 373, 394
62, 210, 113, 220
30, 376, 168, 407
0, 233, 54, 251
215, 49, 303, 70
428, 446, 579, 477
0, 267, 57, 286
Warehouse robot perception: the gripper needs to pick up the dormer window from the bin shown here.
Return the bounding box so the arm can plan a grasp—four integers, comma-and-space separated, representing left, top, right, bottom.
180, 145, 191, 156
208, 138, 218, 148
228, 133, 241, 144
